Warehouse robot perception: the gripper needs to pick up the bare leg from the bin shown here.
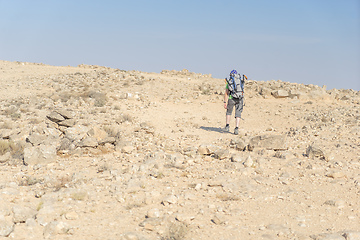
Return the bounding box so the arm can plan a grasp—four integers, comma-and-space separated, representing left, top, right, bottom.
226, 115, 231, 125
235, 117, 240, 128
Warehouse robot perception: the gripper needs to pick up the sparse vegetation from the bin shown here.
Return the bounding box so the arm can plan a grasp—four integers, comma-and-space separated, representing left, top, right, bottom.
116, 113, 133, 124
161, 222, 189, 240
70, 191, 88, 201
19, 176, 42, 186
0, 140, 17, 155
54, 175, 72, 191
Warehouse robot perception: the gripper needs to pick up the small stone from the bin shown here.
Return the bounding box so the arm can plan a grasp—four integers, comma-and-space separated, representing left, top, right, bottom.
43, 221, 71, 239
58, 119, 76, 127
122, 232, 142, 240
47, 112, 65, 123
324, 199, 346, 209
162, 195, 177, 205
0, 152, 11, 163
146, 208, 161, 218
230, 154, 242, 163
211, 213, 225, 225
175, 213, 195, 223
122, 145, 135, 154
243, 155, 254, 168
197, 145, 210, 155
326, 171, 346, 179
64, 211, 79, 220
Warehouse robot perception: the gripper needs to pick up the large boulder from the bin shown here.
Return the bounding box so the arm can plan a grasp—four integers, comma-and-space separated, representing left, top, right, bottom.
24, 145, 57, 165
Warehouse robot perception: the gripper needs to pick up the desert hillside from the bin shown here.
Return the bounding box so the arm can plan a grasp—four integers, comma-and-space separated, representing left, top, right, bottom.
0, 60, 359, 240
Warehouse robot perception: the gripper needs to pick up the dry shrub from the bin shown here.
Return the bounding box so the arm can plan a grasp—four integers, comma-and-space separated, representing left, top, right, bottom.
59, 91, 75, 103
216, 193, 240, 201
162, 222, 189, 240
116, 113, 133, 124
103, 125, 121, 138
2, 106, 17, 116
70, 191, 88, 201
0, 140, 17, 155
199, 83, 212, 95
54, 175, 72, 191
123, 81, 130, 87
11, 112, 21, 120
19, 176, 42, 186
82, 90, 108, 107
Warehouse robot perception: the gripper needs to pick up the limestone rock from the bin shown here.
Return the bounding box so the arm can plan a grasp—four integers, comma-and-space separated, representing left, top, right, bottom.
214, 149, 229, 160
64, 125, 89, 142
12, 206, 37, 223
0, 200, 11, 216
230, 154, 242, 163
43, 221, 71, 239
343, 231, 360, 240
0, 216, 14, 237
272, 89, 289, 98
146, 208, 161, 218
26, 133, 46, 146
122, 145, 135, 154
57, 119, 76, 127
243, 155, 254, 168
77, 137, 98, 148
88, 126, 108, 141
24, 145, 57, 165
197, 145, 211, 155
162, 195, 177, 205
46, 111, 65, 123
36, 205, 59, 226
230, 138, 246, 151
55, 109, 73, 119
99, 137, 116, 145
260, 87, 272, 98
0, 152, 11, 163
248, 134, 287, 151
64, 211, 79, 220
313, 233, 345, 240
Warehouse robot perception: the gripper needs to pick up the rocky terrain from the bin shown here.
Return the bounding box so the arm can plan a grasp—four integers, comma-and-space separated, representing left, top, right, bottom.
0, 60, 359, 240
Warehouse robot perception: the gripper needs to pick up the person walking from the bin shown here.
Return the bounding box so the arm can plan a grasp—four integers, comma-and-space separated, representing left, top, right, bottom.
223, 70, 246, 135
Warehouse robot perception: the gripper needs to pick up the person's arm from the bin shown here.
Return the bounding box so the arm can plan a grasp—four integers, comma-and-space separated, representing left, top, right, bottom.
224, 84, 229, 109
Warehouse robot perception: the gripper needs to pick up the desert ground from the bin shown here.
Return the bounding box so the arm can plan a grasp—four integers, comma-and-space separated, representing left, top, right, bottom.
0, 60, 359, 240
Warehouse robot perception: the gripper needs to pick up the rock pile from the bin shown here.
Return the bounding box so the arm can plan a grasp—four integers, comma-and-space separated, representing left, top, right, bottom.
0, 60, 359, 239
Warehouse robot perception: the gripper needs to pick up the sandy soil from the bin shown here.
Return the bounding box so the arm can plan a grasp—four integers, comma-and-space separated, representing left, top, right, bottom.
0, 60, 359, 240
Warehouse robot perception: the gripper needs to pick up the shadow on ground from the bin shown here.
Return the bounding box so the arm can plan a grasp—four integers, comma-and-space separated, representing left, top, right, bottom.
200, 126, 231, 134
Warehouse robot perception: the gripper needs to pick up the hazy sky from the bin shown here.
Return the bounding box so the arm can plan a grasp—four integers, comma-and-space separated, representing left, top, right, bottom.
1, 0, 359, 90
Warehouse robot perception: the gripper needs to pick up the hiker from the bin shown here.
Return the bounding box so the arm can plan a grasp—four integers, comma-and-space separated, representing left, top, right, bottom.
223, 69, 246, 135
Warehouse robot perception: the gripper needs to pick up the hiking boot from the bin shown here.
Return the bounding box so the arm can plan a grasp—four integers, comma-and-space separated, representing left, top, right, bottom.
234, 127, 239, 135
224, 124, 230, 132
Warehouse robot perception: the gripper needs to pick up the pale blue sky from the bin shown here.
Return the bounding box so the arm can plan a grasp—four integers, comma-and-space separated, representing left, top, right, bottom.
1, 0, 359, 90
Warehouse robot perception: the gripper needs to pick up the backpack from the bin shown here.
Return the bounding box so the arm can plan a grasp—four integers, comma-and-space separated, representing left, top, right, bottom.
226, 73, 244, 99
